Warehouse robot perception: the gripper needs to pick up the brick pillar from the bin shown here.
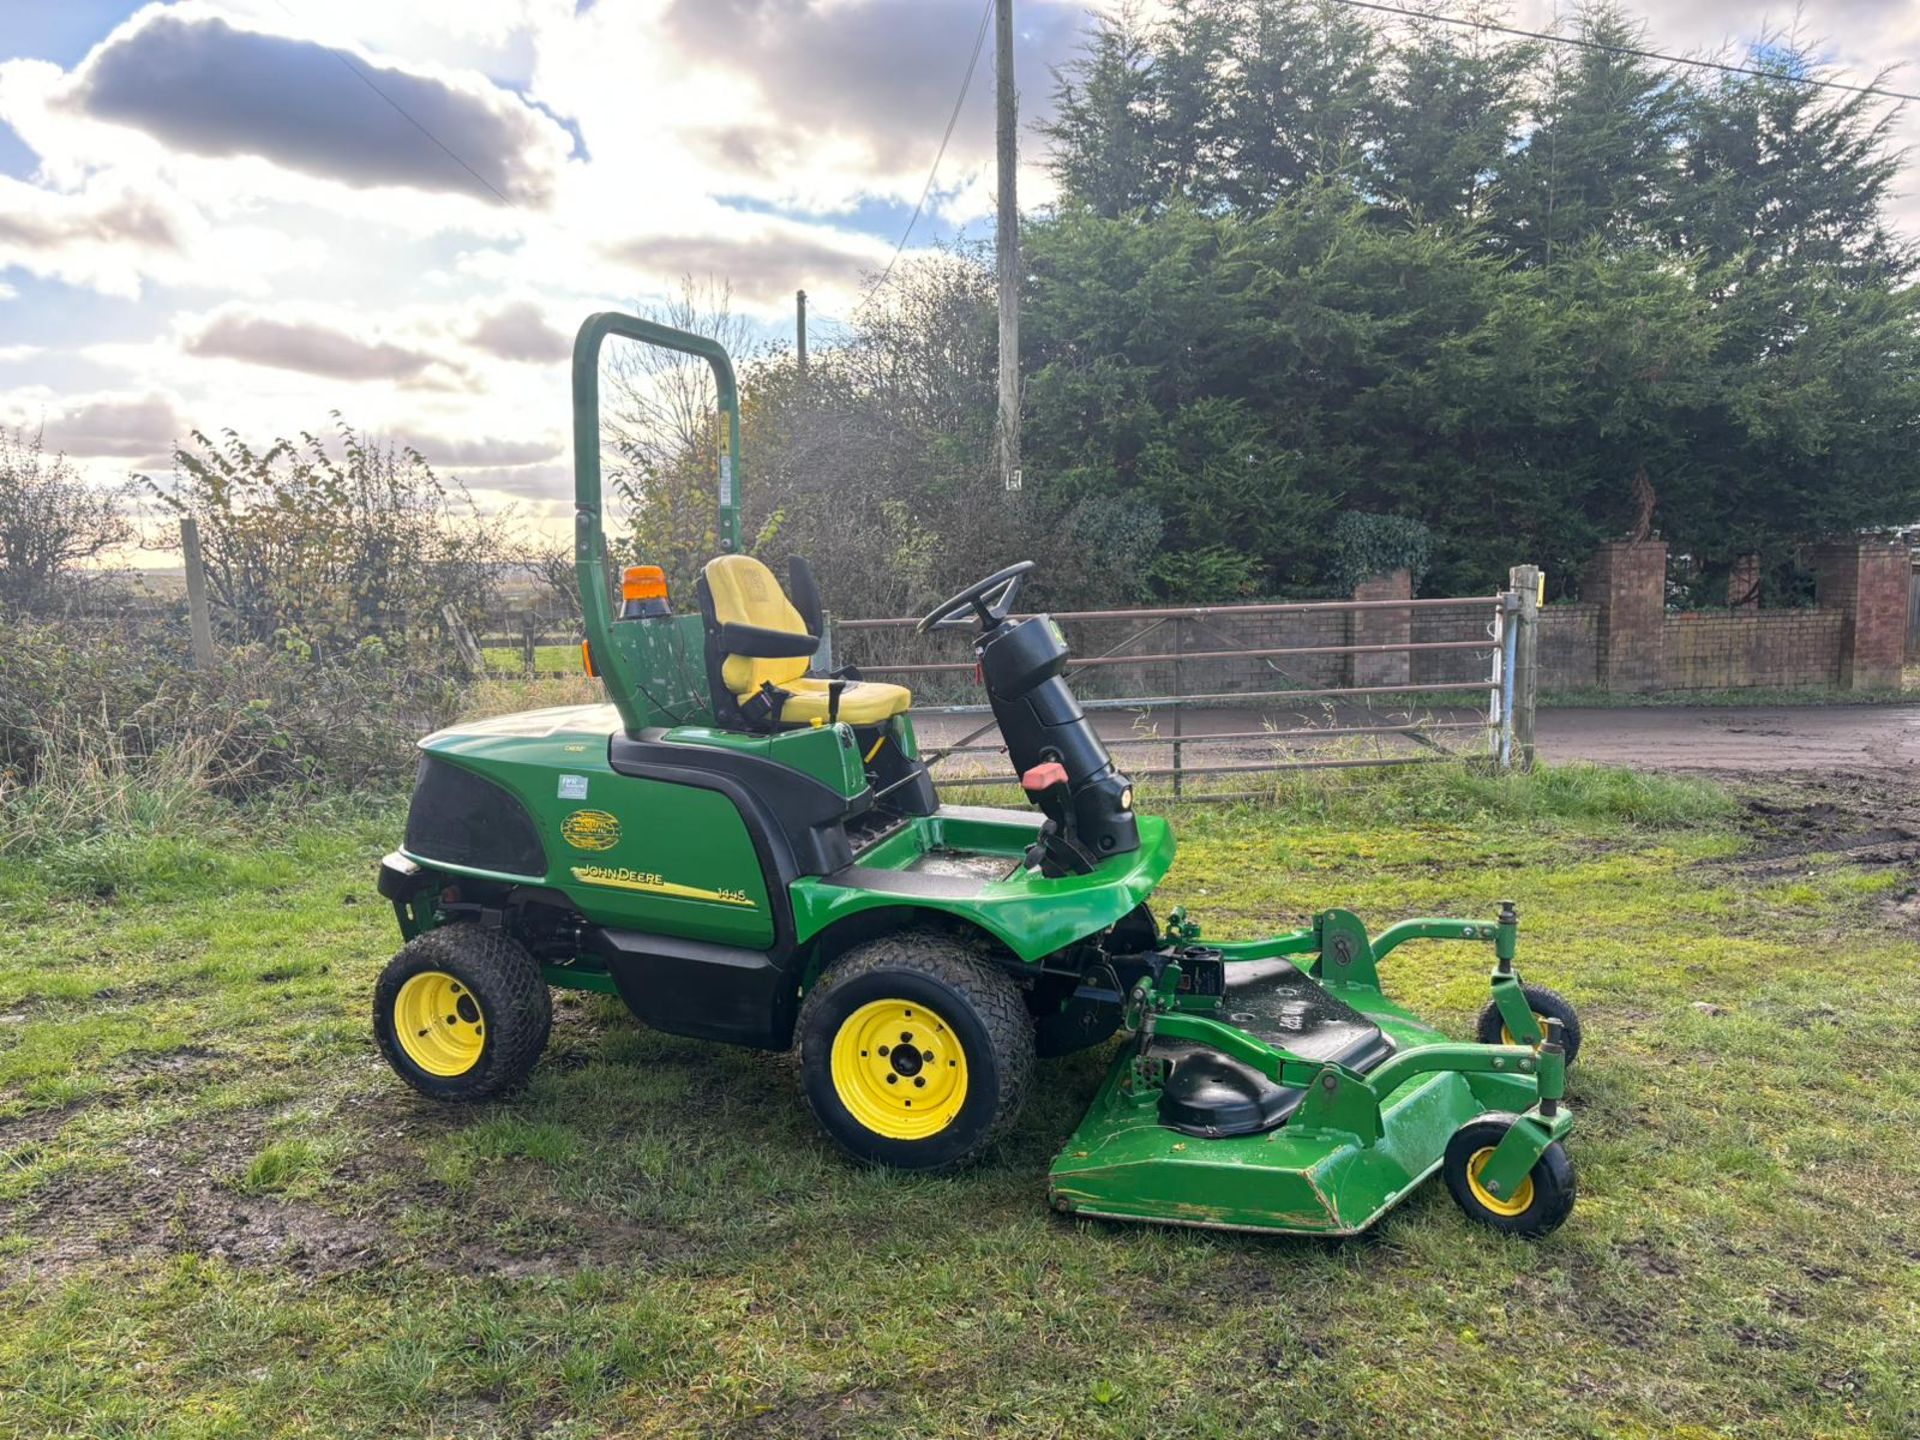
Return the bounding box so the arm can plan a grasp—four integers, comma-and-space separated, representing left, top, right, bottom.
1350, 568, 1411, 687
1584, 540, 1667, 693
1813, 539, 1908, 690
1727, 554, 1761, 611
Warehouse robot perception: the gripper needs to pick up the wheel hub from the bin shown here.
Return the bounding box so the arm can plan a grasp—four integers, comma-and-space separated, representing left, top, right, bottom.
830, 1000, 967, 1141
394, 970, 487, 1077
1465, 1145, 1534, 1217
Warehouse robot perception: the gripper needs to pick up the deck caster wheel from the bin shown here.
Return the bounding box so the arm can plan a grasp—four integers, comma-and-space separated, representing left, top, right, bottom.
1443, 1114, 1576, 1238
798, 933, 1034, 1173
1477, 983, 1582, 1066
373, 925, 550, 1101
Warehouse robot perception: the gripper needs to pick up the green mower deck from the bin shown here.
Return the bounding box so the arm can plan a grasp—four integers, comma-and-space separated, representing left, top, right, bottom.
1049, 912, 1573, 1235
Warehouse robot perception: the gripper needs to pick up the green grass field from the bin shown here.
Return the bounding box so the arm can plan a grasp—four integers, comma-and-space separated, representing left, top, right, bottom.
2, 764, 1917, 1439
481, 644, 583, 677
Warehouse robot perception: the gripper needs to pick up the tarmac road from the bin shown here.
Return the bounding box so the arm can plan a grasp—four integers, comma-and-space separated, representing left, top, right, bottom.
913, 701, 1920, 778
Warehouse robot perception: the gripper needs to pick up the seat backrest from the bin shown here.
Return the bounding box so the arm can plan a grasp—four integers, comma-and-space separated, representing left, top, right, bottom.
701, 554, 812, 695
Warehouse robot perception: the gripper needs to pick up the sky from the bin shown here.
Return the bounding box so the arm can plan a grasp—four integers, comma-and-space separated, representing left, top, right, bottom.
1, 0, 1916, 558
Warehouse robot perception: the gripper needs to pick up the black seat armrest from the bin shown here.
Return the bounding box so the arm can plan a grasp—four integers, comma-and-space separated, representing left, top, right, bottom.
717, 622, 819, 659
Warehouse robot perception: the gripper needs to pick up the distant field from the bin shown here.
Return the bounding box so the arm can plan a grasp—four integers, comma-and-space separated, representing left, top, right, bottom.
481, 643, 581, 675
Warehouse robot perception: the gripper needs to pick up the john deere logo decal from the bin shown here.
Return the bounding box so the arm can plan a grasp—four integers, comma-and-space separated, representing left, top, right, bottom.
570, 865, 754, 907
561, 809, 622, 851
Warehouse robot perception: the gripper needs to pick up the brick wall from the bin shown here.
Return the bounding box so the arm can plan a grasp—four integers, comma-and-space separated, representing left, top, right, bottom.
1538, 603, 1600, 690
1349, 569, 1411, 686
1814, 540, 1909, 690
1584, 540, 1667, 692
1660, 609, 1843, 690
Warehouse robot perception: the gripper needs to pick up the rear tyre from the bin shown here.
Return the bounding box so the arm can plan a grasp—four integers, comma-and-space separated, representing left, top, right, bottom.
1476, 983, 1582, 1067
1443, 1113, 1576, 1238
373, 925, 551, 1101
797, 933, 1034, 1172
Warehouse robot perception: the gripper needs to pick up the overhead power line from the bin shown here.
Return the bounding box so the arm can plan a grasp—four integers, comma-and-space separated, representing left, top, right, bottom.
874, 0, 995, 292
1330, 0, 1920, 105
272, 1, 516, 207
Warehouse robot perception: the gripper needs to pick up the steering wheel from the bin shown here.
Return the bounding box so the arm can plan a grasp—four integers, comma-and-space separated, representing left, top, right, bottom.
916, 561, 1035, 634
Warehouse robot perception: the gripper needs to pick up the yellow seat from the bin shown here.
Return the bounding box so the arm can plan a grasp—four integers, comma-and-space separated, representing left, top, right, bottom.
699, 555, 912, 728
769, 675, 912, 725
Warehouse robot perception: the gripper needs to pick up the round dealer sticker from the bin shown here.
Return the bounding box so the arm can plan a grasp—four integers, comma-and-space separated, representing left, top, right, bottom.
560, 809, 622, 851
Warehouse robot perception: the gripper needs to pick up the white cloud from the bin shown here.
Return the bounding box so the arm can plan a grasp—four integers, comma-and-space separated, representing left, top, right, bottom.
465, 297, 571, 362
63, 4, 571, 206
181, 302, 461, 383
0, 387, 185, 459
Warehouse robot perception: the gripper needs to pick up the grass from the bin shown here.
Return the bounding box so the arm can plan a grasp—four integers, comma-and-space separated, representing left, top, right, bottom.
2, 764, 1918, 1438
481, 644, 583, 676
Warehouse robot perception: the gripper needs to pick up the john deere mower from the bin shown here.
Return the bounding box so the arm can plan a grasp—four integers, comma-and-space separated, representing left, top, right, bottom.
371, 313, 1582, 1237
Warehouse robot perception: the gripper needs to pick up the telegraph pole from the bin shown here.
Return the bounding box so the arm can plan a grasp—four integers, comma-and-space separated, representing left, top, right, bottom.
795, 288, 808, 380
994, 0, 1021, 492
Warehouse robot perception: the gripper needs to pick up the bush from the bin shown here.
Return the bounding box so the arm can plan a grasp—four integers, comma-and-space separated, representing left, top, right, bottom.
151, 419, 512, 661
0, 615, 464, 854
0, 426, 133, 617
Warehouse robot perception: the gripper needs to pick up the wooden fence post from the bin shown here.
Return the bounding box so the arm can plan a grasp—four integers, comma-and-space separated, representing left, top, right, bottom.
179, 517, 216, 670
442, 604, 485, 673
1508, 564, 1541, 770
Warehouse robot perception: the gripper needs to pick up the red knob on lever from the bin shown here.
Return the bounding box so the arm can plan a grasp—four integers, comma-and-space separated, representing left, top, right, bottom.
1020, 761, 1070, 792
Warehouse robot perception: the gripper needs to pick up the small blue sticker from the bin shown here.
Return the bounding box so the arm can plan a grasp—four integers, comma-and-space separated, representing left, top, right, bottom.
558, 774, 589, 800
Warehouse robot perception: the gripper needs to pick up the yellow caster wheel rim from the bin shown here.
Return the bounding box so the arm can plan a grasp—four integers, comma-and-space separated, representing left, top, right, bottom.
1465, 1146, 1535, 1217
829, 998, 968, 1141
394, 970, 487, 1077
1501, 1012, 1552, 1047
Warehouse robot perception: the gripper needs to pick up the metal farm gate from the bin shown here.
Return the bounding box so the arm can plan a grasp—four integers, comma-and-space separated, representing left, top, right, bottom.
825, 567, 1543, 801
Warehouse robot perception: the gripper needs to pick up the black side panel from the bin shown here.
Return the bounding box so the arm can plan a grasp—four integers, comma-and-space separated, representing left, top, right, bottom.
588, 926, 796, 1049
405, 755, 546, 877
607, 731, 862, 877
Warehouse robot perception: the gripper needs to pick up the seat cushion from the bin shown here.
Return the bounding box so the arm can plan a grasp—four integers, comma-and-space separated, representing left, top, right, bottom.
752, 676, 912, 726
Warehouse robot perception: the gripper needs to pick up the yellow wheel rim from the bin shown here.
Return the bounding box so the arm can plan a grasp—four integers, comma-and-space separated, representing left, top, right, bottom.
829, 999, 968, 1141
1501, 1012, 1552, 1047
394, 970, 487, 1077
1465, 1145, 1535, 1218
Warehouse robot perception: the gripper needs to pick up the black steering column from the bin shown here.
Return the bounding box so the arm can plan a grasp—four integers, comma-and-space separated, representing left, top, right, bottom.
920, 564, 1140, 876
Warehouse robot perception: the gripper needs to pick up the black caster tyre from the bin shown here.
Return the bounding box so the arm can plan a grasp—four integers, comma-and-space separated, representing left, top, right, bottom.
1443, 1113, 1576, 1238
1477, 982, 1582, 1066
373, 925, 551, 1101
797, 933, 1034, 1172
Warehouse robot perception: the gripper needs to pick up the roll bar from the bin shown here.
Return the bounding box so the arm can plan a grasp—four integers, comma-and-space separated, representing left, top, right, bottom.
571, 312, 743, 724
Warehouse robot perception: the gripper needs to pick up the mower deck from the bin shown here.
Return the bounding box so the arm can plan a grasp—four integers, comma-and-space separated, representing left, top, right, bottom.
1046, 914, 1573, 1236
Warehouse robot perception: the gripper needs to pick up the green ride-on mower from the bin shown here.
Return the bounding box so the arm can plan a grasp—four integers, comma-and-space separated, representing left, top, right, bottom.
371, 312, 1583, 1238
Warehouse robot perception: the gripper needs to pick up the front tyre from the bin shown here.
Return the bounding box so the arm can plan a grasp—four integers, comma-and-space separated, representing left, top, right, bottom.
373, 926, 551, 1101
797, 933, 1034, 1172
1443, 1114, 1576, 1238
